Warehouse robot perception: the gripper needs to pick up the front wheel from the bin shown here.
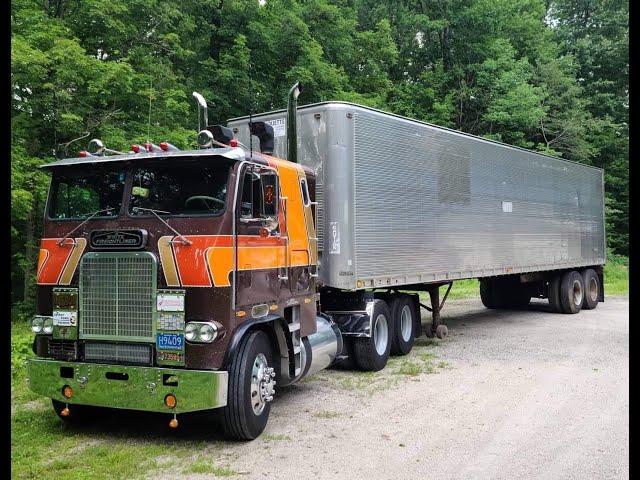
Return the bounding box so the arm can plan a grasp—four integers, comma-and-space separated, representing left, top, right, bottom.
221, 330, 275, 440
353, 300, 392, 371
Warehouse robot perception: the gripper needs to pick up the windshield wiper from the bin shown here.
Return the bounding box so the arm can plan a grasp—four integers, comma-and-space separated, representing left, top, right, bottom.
57, 207, 115, 246
131, 207, 192, 245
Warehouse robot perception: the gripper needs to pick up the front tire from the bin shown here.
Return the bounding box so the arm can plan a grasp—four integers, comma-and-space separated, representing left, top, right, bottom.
353, 300, 392, 371
389, 295, 417, 356
221, 330, 275, 440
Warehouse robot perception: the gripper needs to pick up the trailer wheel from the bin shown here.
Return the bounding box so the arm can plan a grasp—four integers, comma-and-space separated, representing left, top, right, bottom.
221, 330, 275, 440
548, 274, 563, 313
479, 278, 497, 309
389, 295, 416, 356
560, 271, 584, 314
353, 300, 391, 371
581, 269, 600, 310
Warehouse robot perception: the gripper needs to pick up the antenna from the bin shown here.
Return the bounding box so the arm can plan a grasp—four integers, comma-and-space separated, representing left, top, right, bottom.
147, 77, 153, 142
248, 60, 254, 161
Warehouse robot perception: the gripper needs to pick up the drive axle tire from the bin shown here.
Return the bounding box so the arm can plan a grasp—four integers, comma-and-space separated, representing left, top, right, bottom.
353, 300, 392, 371
221, 330, 275, 440
581, 269, 600, 310
389, 295, 417, 356
548, 274, 563, 313
560, 270, 584, 314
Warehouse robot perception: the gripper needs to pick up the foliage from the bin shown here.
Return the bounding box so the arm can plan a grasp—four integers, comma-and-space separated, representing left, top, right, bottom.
11, 0, 628, 310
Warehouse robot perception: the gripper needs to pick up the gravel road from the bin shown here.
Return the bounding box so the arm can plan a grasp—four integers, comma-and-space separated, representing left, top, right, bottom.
201, 297, 628, 480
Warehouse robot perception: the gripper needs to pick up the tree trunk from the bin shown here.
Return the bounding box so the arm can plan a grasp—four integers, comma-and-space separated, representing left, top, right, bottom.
209, 1, 224, 61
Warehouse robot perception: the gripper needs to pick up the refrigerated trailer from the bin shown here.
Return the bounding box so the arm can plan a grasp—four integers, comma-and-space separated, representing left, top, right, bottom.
26, 82, 605, 440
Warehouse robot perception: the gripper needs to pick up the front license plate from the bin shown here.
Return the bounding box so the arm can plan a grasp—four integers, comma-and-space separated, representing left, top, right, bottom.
156, 333, 184, 350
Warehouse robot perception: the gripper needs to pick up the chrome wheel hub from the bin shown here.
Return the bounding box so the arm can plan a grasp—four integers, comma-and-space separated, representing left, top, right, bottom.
572, 280, 583, 306
373, 314, 389, 356
589, 277, 598, 302
250, 354, 276, 416
400, 305, 412, 342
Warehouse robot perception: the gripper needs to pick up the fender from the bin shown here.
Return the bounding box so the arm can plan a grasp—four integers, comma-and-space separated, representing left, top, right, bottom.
222, 314, 286, 369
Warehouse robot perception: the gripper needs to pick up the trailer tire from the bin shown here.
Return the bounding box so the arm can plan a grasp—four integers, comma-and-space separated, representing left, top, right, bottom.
480, 279, 497, 309
389, 295, 416, 356
221, 330, 275, 440
353, 300, 391, 371
560, 271, 584, 314
503, 283, 531, 308
581, 269, 600, 310
548, 274, 563, 313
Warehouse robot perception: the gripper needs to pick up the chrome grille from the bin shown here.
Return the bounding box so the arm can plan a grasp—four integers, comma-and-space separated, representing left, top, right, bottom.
84, 342, 152, 365
80, 252, 156, 341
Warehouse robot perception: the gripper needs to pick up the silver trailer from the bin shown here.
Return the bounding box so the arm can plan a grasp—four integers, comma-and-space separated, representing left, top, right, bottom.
228, 102, 606, 292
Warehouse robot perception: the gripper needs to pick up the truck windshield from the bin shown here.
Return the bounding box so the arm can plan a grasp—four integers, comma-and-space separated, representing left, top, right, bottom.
48, 169, 125, 219
129, 160, 230, 216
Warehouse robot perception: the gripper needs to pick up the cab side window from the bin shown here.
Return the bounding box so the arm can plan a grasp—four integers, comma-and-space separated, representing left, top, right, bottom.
238, 167, 280, 234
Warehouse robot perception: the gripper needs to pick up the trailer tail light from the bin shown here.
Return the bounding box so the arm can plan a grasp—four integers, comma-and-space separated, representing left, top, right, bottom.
229, 138, 238, 147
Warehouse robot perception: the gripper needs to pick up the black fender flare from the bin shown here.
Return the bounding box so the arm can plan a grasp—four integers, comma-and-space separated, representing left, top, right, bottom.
222, 314, 286, 369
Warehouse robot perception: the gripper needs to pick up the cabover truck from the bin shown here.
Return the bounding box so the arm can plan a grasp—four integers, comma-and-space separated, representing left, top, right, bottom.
27, 82, 606, 440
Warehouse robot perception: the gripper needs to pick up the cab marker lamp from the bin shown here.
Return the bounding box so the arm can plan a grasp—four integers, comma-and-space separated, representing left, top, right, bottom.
184, 321, 219, 343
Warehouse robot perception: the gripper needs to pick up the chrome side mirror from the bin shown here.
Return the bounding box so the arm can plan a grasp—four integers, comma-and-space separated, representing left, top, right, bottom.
197, 130, 214, 149
88, 138, 105, 156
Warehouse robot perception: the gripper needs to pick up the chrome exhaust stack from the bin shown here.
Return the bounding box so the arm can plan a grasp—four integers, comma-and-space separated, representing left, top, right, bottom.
287, 81, 303, 163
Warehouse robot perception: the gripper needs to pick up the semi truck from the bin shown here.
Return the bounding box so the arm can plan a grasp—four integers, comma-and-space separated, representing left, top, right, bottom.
26, 83, 606, 440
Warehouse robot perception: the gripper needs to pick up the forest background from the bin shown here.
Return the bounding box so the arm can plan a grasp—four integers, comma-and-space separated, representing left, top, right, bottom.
11, 0, 628, 312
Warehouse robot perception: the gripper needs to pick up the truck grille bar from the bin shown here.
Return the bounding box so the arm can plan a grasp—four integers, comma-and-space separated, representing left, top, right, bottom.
79, 252, 156, 342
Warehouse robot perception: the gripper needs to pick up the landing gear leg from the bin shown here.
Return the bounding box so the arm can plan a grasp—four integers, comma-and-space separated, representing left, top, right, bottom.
426, 284, 451, 339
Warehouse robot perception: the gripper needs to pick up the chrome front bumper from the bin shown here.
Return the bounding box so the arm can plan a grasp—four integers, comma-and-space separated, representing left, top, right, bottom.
27, 358, 228, 413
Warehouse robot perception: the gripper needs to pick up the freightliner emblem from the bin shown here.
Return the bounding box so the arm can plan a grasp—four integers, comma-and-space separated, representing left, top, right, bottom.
90, 230, 147, 249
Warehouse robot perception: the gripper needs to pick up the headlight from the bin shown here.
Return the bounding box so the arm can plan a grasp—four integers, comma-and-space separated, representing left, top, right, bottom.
31, 316, 44, 333
184, 322, 218, 343
184, 322, 198, 342
43, 317, 54, 334
198, 323, 216, 343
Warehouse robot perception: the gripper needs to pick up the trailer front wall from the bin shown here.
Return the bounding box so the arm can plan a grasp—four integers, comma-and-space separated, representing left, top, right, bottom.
228, 103, 606, 291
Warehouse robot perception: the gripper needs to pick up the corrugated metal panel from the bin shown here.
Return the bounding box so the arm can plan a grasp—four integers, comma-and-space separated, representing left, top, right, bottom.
352, 110, 605, 283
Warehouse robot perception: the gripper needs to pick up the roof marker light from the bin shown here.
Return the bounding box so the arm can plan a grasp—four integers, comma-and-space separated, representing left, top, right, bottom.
160, 142, 179, 152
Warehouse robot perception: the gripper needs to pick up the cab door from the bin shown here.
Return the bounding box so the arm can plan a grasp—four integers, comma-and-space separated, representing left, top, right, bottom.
235, 164, 284, 312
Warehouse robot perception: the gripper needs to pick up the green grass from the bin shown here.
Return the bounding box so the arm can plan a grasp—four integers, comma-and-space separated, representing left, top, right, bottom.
604, 253, 628, 296
185, 460, 237, 476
